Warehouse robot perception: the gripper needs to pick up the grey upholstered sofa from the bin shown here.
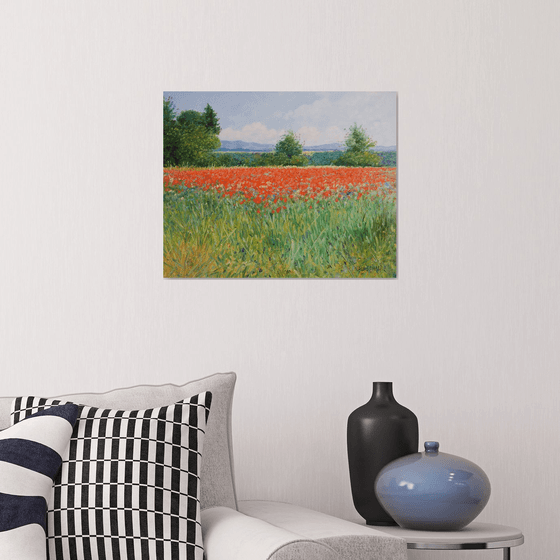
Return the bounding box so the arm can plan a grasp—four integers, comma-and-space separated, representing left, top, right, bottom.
0, 372, 407, 559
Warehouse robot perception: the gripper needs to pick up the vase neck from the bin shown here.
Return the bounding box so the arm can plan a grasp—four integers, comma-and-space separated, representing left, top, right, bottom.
370, 382, 395, 402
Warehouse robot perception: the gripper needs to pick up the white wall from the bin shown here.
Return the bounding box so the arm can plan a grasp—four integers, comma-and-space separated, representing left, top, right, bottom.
1, 1, 558, 558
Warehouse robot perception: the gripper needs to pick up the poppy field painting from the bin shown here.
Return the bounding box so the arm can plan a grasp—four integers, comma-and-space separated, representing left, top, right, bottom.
163, 92, 397, 278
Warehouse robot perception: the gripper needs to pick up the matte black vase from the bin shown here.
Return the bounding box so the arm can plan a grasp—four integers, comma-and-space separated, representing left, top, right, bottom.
347, 382, 419, 525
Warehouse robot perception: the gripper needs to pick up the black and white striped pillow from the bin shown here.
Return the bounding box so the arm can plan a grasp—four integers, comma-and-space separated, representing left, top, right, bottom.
11, 392, 212, 560
0, 403, 79, 560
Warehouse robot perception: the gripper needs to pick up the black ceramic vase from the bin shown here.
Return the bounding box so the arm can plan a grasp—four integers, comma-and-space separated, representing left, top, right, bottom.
347, 382, 419, 525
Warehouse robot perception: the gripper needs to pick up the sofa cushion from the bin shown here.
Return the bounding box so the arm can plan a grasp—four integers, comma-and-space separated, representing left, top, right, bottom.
0, 403, 79, 560
238, 501, 408, 560
0, 372, 237, 511
12, 392, 212, 560
202, 506, 339, 560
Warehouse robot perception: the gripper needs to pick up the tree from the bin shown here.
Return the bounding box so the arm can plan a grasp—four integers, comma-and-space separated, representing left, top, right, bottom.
343, 123, 377, 153
164, 98, 222, 167
177, 109, 204, 129
202, 103, 221, 135
163, 96, 176, 129
177, 123, 221, 167
334, 123, 381, 167
163, 97, 181, 166
274, 130, 304, 160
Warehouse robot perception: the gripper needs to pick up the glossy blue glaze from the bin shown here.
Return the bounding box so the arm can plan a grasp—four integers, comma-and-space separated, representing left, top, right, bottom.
374, 441, 491, 531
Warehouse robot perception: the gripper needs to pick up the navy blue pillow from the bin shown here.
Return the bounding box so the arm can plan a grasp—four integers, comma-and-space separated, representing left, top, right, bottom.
0, 403, 79, 559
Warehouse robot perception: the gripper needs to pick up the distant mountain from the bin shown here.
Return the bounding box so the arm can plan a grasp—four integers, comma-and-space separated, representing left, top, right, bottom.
372, 145, 397, 152
304, 142, 344, 152
217, 140, 276, 152
217, 140, 396, 153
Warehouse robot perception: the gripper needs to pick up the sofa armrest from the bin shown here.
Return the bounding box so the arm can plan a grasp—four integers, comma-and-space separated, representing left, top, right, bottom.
238, 500, 408, 560
201, 506, 338, 560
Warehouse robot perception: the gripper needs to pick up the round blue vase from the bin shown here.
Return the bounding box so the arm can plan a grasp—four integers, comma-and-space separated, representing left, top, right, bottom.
374, 441, 491, 531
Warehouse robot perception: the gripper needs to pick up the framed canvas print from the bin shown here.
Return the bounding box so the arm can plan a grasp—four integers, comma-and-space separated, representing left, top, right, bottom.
163, 92, 397, 278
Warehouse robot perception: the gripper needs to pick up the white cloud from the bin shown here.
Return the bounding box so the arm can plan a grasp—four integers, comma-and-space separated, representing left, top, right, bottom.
278, 93, 396, 146
220, 122, 284, 144
324, 125, 346, 143
295, 126, 321, 145
282, 96, 333, 123
296, 125, 345, 146
218, 94, 396, 147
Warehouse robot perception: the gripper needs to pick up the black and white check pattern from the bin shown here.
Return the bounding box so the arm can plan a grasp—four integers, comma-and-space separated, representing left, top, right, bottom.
11, 392, 212, 560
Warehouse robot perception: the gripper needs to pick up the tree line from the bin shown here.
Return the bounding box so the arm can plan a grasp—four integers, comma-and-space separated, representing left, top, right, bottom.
164, 97, 382, 168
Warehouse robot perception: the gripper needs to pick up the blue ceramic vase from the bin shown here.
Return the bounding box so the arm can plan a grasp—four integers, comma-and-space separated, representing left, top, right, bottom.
374, 441, 491, 531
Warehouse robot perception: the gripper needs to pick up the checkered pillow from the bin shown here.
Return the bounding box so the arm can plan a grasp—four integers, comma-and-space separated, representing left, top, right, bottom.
11, 392, 212, 560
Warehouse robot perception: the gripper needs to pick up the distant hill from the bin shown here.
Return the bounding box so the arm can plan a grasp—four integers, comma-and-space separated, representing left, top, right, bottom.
217, 140, 276, 152
217, 140, 396, 153
370, 145, 397, 152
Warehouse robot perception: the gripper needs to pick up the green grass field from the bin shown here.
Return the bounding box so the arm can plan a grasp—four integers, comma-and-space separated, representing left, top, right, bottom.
164, 186, 396, 278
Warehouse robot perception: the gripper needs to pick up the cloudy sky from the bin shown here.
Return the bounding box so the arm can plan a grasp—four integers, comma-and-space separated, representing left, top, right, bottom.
164, 92, 397, 147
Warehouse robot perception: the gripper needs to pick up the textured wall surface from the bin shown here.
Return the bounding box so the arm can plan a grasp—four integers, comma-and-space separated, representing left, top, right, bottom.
1, 2, 559, 559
